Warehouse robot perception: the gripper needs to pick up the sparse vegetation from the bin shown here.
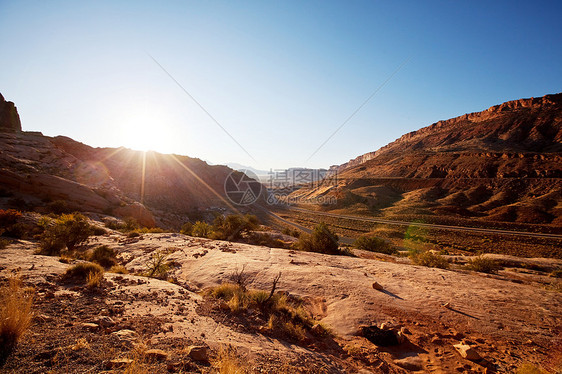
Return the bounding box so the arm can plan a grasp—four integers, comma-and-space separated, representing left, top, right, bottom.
353, 236, 397, 255
0, 238, 10, 249
0, 276, 34, 362
63, 262, 104, 283
39, 213, 93, 255
88, 245, 117, 268
109, 265, 129, 274
191, 221, 212, 238
296, 222, 342, 255
205, 270, 328, 344
212, 345, 249, 374
144, 250, 170, 279
282, 227, 301, 238
466, 256, 502, 274
410, 250, 449, 269
180, 222, 193, 235
211, 214, 260, 241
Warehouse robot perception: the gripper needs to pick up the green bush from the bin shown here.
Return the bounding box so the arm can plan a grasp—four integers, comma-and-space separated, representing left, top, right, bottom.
410, 250, 449, 269
297, 223, 341, 255
353, 236, 396, 255
144, 251, 169, 279
466, 256, 501, 274
212, 214, 259, 241
39, 214, 93, 255
88, 245, 117, 268
180, 222, 193, 235
191, 221, 212, 238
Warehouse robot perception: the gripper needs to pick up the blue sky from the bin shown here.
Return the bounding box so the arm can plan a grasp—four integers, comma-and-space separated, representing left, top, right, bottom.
1, 1, 561, 169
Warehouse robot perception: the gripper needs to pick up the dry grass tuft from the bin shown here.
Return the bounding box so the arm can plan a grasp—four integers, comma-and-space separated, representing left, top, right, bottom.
212, 346, 249, 374
410, 250, 449, 269
466, 256, 501, 274
63, 262, 104, 285
86, 271, 104, 289
109, 265, 129, 274
123, 343, 150, 374
0, 276, 34, 362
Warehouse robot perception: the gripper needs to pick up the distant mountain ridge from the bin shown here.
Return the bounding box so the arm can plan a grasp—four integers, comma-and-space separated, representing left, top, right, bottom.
332, 93, 562, 175
293, 93, 562, 226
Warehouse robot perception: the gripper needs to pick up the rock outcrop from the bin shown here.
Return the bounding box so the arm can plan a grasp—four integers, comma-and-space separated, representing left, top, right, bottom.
0, 93, 22, 133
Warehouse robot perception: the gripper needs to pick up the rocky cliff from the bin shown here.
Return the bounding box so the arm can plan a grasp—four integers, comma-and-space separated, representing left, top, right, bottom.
0, 93, 22, 133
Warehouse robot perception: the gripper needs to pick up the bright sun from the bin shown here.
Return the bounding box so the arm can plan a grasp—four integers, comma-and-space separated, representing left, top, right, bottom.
113, 103, 177, 153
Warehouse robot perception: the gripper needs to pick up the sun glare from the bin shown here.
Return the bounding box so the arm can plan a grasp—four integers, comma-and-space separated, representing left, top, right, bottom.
113, 104, 178, 153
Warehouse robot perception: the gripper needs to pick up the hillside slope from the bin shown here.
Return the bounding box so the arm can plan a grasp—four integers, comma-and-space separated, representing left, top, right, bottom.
292, 93, 562, 227
0, 93, 252, 227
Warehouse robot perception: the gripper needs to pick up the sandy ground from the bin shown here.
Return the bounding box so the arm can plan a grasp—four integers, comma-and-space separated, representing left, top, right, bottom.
1, 233, 561, 373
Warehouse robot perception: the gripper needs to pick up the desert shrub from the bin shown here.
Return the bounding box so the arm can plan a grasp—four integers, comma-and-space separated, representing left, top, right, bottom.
0, 209, 21, 227
205, 272, 323, 344
353, 236, 397, 255
191, 221, 212, 238
46, 200, 74, 214
246, 232, 286, 248
281, 227, 300, 238
211, 214, 260, 241
0, 238, 10, 249
466, 256, 501, 274
63, 262, 104, 283
180, 222, 193, 235
297, 222, 341, 255
39, 214, 93, 255
2, 222, 28, 239
92, 226, 107, 236
109, 265, 129, 274
0, 277, 34, 362
410, 250, 449, 269
88, 245, 117, 268
144, 251, 169, 279
124, 217, 140, 231
104, 219, 125, 230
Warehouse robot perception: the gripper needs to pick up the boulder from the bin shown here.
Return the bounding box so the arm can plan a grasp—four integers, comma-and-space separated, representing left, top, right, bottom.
453, 343, 481, 361
187, 345, 208, 362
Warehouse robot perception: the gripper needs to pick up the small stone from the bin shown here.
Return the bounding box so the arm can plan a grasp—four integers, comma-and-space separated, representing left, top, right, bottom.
111, 329, 138, 342
380, 323, 390, 330
145, 349, 168, 361
442, 302, 451, 309
81, 322, 99, 331
453, 343, 481, 361
98, 316, 116, 327
400, 326, 411, 335
311, 324, 324, 335
187, 345, 208, 362
105, 358, 133, 369
394, 355, 423, 371
372, 282, 384, 290
396, 331, 406, 344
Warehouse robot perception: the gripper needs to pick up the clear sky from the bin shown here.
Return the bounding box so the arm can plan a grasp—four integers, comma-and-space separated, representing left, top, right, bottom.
1, 1, 561, 170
